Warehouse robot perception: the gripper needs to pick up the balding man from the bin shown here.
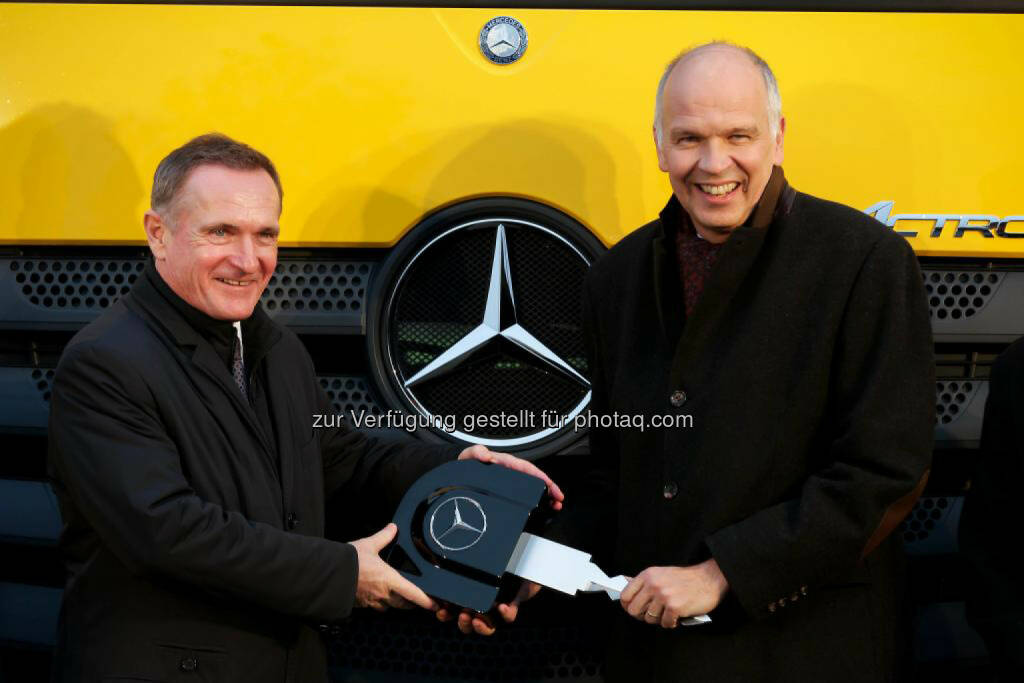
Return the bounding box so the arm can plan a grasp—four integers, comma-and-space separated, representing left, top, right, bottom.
540, 42, 935, 682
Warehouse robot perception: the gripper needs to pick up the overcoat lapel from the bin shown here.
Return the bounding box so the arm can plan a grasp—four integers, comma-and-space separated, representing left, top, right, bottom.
662, 166, 786, 388
264, 354, 304, 516
127, 278, 280, 477
188, 344, 277, 464
651, 230, 685, 347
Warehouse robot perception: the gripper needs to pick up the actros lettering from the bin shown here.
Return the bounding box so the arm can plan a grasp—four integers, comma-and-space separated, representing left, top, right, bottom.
865, 201, 1024, 239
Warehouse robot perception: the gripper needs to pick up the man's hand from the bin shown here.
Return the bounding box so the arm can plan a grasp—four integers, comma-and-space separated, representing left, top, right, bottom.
350, 523, 437, 612
436, 580, 541, 635
620, 558, 729, 629
457, 445, 564, 510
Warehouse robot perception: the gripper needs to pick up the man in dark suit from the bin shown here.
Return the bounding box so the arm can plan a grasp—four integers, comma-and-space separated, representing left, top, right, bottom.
481, 42, 934, 681
47, 133, 562, 682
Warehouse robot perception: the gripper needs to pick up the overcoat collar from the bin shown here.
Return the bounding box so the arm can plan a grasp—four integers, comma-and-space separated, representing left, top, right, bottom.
126, 261, 284, 460
650, 165, 789, 385
136, 260, 282, 367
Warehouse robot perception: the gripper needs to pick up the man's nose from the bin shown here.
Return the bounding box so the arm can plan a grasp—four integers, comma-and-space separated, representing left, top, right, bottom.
697, 139, 731, 176
229, 236, 259, 273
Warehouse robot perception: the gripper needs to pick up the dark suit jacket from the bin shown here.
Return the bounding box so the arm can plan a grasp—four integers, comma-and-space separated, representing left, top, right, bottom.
556, 185, 934, 682
47, 267, 454, 682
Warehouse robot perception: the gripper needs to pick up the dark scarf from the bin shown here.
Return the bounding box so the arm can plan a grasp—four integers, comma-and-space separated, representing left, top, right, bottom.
671, 165, 794, 316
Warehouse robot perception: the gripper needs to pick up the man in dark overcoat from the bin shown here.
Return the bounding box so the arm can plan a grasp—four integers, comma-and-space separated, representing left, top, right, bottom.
540, 42, 936, 681
47, 134, 562, 682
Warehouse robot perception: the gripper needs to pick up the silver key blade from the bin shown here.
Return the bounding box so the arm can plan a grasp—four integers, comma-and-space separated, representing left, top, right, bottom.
680, 615, 713, 626
505, 533, 626, 598
505, 533, 712, 625
506, 532, 601, 595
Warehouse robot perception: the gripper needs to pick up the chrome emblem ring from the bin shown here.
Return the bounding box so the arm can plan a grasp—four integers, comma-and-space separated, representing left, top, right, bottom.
429, 496, 488, 552
479, 16, 528, 65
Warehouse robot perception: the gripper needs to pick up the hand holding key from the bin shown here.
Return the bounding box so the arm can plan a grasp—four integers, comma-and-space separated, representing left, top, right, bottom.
619, 559, 725, 629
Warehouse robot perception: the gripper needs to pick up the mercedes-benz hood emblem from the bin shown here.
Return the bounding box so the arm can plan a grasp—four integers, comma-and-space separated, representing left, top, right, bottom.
479, 16, 528, 65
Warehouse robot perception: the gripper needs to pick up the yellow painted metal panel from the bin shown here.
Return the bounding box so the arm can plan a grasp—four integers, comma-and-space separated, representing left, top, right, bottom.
1, 4, 1021, 257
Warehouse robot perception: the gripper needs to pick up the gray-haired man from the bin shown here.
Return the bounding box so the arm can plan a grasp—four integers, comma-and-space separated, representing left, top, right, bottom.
48, 133, 562, 682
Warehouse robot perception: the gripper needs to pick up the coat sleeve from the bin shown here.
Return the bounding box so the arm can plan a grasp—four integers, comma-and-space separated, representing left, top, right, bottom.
49, 342, 360, 623
317, 387, 459, 526
959, 340, 1024, 673
705, 233, 934, 619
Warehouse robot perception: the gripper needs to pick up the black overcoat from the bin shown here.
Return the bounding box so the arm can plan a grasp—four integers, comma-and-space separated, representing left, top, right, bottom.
47, 270, 453, 682
559, 188, 935, 682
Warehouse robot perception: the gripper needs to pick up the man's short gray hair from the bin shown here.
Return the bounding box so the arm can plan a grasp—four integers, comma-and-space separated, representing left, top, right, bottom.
653, 41, 782, 147
151, 133, 283, 218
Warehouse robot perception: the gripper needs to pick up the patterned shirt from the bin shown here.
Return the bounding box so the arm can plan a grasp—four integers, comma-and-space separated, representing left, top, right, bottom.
675, 220, 725, 318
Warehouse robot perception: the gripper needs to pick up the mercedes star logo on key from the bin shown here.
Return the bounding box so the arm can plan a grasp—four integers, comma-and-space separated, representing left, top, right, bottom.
429, 496, 488, 551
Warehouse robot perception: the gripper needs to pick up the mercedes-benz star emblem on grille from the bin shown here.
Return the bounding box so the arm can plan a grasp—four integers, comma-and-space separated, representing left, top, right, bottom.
479, 16, 527, 65
429, 496, 488, 551
377, 207, 598, 451
404, 225, 588, 391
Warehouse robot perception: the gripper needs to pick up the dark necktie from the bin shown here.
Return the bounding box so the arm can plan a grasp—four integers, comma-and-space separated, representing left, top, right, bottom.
232, 329, 248, 401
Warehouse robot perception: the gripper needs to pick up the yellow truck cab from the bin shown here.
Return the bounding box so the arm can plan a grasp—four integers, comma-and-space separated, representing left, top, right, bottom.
1, 1, 1020, 679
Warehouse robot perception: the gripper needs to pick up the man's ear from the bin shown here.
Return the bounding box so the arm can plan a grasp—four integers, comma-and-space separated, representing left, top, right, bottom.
774, 116, 786, 166
144, 210, 169, 260
654, 126, 669, 172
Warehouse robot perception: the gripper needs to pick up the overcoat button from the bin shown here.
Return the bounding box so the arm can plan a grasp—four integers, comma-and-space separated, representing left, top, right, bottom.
663, 482, 678, 499
669, 390, 687, 407
179, 657, 198, 672
286, 513, 299, 529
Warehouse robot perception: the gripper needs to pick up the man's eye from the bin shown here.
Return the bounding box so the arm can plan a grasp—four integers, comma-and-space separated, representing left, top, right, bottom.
260, 231, 278, 241
211, 228, 227, 237
731, 135, 750, 141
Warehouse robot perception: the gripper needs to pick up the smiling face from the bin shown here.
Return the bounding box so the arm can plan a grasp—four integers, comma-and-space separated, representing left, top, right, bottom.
655, 47, 785, 243
144, 164, 280, 321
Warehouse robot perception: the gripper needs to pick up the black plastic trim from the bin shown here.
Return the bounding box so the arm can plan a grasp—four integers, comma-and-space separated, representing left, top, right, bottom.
925, 269, 1024, 344
0, 248, 380, 334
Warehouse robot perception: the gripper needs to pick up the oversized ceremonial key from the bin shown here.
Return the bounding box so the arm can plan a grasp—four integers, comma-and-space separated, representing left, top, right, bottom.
387, 460, 710, 625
